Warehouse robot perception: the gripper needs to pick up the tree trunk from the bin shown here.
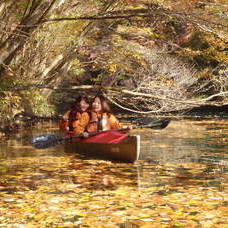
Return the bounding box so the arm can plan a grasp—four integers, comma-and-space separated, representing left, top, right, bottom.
0, 0, 58, 77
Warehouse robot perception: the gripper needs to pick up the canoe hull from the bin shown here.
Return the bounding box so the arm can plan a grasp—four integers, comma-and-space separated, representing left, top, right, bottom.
64, 135, 140, 163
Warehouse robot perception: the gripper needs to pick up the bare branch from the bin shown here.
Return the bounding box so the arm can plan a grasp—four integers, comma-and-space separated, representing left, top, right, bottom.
2, 84, 227, 113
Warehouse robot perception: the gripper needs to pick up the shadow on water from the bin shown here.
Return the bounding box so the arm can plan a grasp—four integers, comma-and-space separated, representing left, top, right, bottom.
0, 118, 227, 227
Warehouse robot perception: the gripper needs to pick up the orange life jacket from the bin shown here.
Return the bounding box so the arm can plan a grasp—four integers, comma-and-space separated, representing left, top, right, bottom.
86, 112, 122, 133
59, 110, 90, 135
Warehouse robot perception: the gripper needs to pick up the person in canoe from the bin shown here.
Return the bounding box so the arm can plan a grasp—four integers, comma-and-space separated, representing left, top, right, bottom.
59, 95, 90, 135
86, 94, 122, 133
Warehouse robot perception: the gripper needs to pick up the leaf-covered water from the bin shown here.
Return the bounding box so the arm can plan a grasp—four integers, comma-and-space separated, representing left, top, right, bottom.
0, 119, 227, 227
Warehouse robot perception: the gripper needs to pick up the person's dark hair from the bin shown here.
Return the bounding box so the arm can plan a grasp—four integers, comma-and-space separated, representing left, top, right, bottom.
92, 94, 111, 113
71, 95, 89, 111
67, 95, 89, 131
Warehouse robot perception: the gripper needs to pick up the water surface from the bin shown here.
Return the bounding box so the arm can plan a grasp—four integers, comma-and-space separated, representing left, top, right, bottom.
0, 119, 227, 227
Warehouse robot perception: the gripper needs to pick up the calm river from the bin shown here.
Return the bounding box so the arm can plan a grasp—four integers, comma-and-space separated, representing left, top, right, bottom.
0, 118, 227, 227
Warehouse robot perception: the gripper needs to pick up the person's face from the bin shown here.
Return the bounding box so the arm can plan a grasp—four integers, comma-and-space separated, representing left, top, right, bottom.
79, 99, 89, 112
92, 97, 102, 113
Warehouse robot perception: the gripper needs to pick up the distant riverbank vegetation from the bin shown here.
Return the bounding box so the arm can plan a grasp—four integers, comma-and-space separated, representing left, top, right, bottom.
0, 0, 227, 126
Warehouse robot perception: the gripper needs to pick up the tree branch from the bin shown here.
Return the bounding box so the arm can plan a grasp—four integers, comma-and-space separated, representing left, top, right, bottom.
38, 9, 227, 30
2, 84, 227, 112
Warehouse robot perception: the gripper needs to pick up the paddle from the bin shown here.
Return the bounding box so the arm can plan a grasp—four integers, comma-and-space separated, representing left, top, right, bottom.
31, 118, 171, 149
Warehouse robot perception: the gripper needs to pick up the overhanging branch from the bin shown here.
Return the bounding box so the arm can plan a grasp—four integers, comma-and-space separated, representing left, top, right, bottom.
2, 84, 227, 112
34, 9, 227, 30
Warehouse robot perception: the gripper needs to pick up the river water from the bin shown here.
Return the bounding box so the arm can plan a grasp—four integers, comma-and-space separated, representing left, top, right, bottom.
0, 118, 227, 227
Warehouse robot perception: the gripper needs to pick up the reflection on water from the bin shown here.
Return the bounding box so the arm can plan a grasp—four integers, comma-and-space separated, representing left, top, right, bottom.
0, 119, 227, 227
137, 120, 228, 165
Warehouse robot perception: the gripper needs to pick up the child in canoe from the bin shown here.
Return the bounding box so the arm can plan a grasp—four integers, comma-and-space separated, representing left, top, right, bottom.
86, 94, 122, 133
59, 95, 90, 135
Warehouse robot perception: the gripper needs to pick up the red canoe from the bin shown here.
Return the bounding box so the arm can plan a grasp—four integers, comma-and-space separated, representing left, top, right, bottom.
64, 130, 140, 163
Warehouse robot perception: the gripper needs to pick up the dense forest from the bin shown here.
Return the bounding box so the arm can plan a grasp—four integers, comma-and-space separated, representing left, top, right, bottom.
0, 0, 227, 126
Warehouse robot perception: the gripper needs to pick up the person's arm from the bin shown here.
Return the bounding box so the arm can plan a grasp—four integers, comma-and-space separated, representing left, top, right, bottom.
86, 112, 98, 133
59, 110, 71, 130
62, 110, 71, 120
109, 114, 122, 129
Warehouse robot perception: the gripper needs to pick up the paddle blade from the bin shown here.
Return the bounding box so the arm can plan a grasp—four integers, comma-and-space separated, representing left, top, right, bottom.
138, 118, 171, 130
149, 118, 171, 129
31, 134, 63, 149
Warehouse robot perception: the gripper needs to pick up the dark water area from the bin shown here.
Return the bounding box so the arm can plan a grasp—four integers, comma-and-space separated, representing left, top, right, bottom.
0, 118, 227, 227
